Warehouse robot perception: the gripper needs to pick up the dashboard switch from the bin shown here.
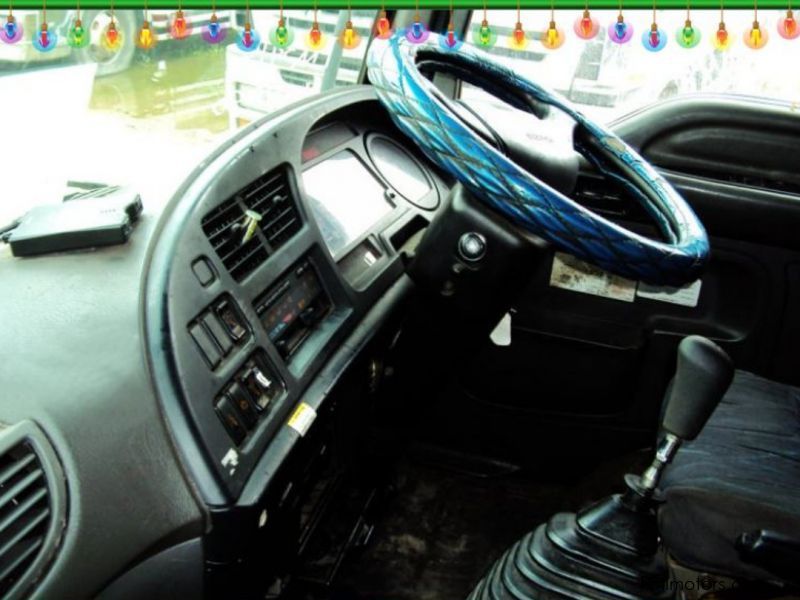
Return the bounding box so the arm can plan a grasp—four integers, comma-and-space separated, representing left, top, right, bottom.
202, 312, 233, 356
215, 395, 247, 445
228, 382, 258, 429
190, 323, 221, 369
215, 298, 247, 341
458, 232, 487, 262
242, 365, 276, 412
191, 257, 216, 287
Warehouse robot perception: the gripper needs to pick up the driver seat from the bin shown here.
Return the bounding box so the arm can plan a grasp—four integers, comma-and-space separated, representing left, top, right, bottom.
659, 369, 800, 584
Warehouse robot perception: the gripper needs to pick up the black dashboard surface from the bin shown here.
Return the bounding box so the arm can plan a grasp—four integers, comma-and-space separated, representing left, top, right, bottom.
0, 211, 205, 599
144, 85, 448, 507
0, 84, 445, 598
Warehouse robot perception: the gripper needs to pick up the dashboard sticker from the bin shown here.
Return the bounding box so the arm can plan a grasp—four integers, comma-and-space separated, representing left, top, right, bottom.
287, 402, 317, 437
221, 448, 239, 476
637, 279, 702, 307
549, 252, 636, 302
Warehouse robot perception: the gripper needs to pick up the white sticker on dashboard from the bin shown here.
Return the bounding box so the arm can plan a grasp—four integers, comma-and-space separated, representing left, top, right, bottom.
549, 252, 637, 302
287, 402, 317, 437
221, 448, 239, 476
637, 279, 702, 307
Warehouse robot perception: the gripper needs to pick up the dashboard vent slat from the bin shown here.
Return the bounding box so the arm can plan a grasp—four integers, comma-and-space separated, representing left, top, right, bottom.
202, 165, 302, 282
0, 440, 53, 598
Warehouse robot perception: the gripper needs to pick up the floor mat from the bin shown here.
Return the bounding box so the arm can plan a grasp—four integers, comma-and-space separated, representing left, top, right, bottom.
326, 451, 649, 600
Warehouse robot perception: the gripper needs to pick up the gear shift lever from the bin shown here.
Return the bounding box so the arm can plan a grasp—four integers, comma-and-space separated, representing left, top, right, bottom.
466, 336, 736, 599
639, 335, 734, 494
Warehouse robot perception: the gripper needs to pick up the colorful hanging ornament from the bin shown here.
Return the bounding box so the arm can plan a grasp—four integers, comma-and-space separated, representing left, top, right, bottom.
202, 7, 227, 44
574, 7, 599, 40
2, 8, 23, 44
67, 4, 89, 48
171, 7, 192, 39
744, 3, 768, 48
676, 4, 700, 47
643, 22, 666, 50
778, 7, 799, 38
440, 22, 460, 49
32, 23, 55, 51
609, 3, 633, 44
439, 3, 461, 50
339, 20, 360, 48
714, 21, 730, 48
306, 5, 325, 50
32, 2, 57, 52
269, 17, 294, 48
713, 4, 731, 49
136, 19, 156, 49
744, 20, 768, 47
375, 7, 392, 39
136, 0, 157, 49
268, 2, 291, 49
508, 3, 528, 50
642, 2, 666, 51
102, 4, 123, 52
236, 0, 261, 52
337, 4, 360, 49
541, 4, 564, 49
236, 21, 261, 52
472, 3, 496, 48
677, 18, 699, 46
405, 5, 429, 44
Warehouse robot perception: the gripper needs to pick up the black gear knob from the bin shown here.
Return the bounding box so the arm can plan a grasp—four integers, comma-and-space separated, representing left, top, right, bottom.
662, 335, 734, 441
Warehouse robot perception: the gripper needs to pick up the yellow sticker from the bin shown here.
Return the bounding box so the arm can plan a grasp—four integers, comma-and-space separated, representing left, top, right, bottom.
287, 402, 317, 437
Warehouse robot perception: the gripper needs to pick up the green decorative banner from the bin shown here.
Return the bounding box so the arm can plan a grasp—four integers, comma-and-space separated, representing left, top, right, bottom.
9, 0, 796, 8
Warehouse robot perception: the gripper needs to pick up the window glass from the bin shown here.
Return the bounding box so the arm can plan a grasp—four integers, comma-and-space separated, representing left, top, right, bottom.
0, 9, 373, 224
464, 10, 800, 122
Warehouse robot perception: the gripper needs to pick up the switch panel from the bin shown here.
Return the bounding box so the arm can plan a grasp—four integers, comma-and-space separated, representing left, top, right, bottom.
188, 295, 250, 370
214, 349, 286, 444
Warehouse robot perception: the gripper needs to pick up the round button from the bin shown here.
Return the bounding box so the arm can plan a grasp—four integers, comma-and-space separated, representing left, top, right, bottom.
458, 232, 487, 262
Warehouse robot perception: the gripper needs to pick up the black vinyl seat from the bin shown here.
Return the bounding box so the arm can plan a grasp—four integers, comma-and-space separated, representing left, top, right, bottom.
659, 370, 800, 582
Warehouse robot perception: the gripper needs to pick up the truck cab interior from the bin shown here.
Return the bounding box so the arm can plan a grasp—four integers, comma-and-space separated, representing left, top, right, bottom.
1, 7, 799, 600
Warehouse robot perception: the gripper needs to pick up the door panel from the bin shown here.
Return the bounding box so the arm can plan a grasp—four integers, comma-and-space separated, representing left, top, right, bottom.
417, 97, 800, 469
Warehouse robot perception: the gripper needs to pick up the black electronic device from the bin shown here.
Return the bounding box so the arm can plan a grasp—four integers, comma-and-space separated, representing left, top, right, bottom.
5, 187, 142, 257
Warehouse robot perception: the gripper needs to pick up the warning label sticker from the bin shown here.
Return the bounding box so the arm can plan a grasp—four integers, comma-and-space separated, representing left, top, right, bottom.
287, 402, 317, 437
549, 252, 637, 302
637, 279, 702, 307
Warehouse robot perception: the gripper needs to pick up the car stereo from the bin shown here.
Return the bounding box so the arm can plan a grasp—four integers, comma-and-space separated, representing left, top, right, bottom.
254, 258, 333, 360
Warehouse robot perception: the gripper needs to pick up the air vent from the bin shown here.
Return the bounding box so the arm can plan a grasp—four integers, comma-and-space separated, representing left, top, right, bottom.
240, 168, 303, 251
0, 422, 65, 600
202, 166, 302, 282
573, 173, 648, 223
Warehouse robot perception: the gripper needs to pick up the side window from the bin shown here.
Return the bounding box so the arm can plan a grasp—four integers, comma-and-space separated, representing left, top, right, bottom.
464, 10, 800, 122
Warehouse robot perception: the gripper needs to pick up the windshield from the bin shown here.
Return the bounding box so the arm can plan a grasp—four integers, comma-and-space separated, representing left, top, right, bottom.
463, 10, 800, 122
0, 9, 372, 224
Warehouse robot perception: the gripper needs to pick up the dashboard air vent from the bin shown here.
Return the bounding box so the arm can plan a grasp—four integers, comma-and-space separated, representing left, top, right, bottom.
0, 422, 65, 600
240, 167, 303, 251
573, 173, 647, 223
202, 166, 302, 282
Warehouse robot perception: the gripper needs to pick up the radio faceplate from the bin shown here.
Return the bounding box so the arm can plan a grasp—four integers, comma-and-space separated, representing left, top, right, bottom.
254, 257, 333, 362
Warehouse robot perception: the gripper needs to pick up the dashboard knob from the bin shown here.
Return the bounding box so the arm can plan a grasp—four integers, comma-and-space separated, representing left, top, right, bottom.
458, 232, 487, 262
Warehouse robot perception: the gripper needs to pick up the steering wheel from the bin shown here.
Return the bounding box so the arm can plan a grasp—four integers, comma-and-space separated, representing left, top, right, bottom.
366, 33, 709, 286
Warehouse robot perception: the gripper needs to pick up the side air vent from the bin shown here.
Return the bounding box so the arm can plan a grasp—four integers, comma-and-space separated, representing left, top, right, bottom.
0, 422, 66, 600
202, 166, 302, 282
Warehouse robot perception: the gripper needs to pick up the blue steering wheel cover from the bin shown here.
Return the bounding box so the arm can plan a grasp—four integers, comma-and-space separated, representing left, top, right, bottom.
366, 34, 709, 286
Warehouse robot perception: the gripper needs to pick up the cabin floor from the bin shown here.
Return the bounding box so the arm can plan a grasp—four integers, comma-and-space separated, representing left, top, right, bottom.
293, 448, 650, 600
